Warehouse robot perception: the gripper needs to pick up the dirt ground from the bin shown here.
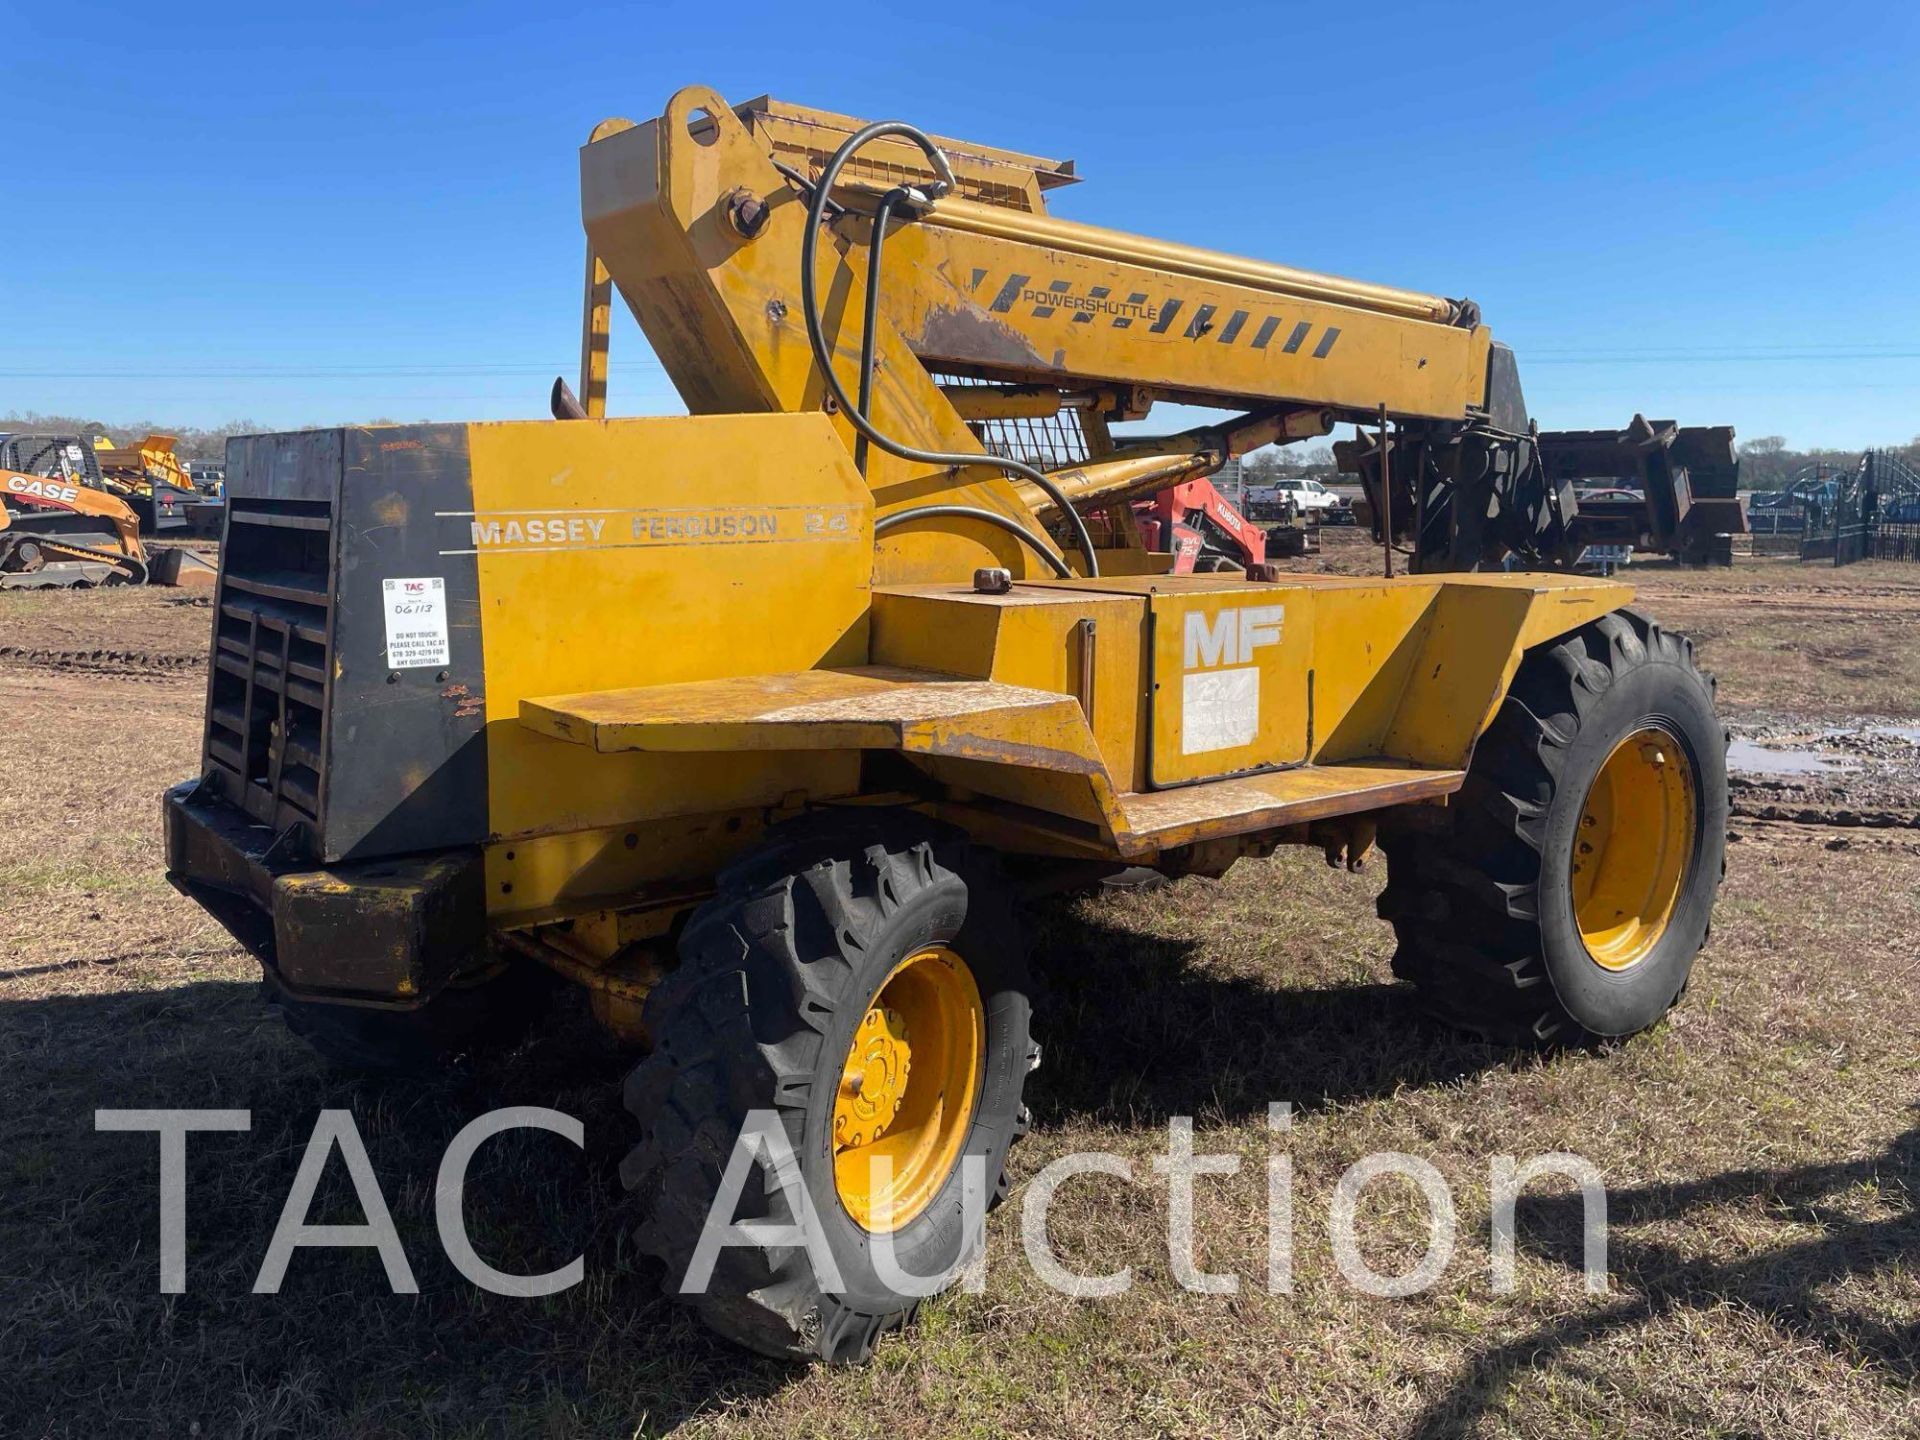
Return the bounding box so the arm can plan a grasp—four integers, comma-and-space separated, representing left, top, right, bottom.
1311, 529, 1920, 821
2, 555, 1917, 1438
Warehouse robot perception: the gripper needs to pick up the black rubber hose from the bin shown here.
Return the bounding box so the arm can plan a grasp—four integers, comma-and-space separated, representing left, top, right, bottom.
872, 505, 1071, 577
852, 185, 903, 477
797, 119, 1100, 578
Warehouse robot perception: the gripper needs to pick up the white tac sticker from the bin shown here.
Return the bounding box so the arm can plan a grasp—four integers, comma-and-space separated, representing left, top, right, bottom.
381, 577, 451, 670
1182, 666, 1260, 754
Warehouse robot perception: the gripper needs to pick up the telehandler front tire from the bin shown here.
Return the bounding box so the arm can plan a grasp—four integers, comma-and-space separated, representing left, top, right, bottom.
622, 814, 1034, 1363
1379, 609, 1727, 1045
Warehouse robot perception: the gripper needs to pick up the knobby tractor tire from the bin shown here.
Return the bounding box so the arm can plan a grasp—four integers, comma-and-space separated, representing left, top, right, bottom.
622, 813, 1034, 1363
1379, 608, 1728, 1045
267, 961, 553, 1072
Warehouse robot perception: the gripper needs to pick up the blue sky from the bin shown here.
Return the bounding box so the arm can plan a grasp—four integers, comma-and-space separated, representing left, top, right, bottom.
5, 1, 1917, 449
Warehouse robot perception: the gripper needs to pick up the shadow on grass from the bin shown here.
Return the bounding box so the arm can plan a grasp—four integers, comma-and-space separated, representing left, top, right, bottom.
1025, 905, 1516, 1127
1, 899, 1612, 1434
1407, 1117, 1920, 1438
0, 979, 791, 1436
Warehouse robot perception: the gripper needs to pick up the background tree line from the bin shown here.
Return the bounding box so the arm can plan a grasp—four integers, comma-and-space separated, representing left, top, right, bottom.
1243, 443, 1339, 483
0, 412, 407, 462
6, 409, 1916, 490
1731, 435, 1920, 492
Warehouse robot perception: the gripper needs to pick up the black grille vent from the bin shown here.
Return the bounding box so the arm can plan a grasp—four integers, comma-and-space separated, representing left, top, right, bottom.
202, 497, 335, 844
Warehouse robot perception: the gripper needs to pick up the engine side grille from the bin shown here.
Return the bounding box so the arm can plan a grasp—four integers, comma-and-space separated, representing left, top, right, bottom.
202, 496, 335, 845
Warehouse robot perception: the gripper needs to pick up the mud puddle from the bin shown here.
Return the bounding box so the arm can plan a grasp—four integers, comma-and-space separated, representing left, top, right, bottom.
1727, 719, 1920, 828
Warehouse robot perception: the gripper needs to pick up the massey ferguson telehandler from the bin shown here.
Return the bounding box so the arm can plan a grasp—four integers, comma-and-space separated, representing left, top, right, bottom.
165, 90, 1730, 1361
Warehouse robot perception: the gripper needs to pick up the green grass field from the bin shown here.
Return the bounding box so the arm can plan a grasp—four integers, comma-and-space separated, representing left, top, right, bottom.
2, 566, 1916, 1438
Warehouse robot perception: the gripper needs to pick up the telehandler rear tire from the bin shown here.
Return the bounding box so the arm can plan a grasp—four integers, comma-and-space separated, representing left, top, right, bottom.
1379, 608, 1727, 1045
622, 813, 1034, 1363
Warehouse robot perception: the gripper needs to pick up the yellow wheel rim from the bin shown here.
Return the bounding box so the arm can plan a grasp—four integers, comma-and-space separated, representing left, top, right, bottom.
1573, 726, 1698, 971
832, 945, 984, 1234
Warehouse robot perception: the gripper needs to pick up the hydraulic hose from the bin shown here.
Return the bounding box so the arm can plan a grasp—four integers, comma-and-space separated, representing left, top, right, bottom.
872, 505, 1071, 577
851, 185, 901, 477
797, 119, 1101, 578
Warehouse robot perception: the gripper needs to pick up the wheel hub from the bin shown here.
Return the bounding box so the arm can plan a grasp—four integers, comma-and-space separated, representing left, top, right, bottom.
831, 945, 984, 1234
834, 1005, 911, 1149
1573, 724, 1698, 971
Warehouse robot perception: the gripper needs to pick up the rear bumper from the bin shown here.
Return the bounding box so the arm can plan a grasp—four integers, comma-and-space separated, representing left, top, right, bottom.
162, 780, 487, 1007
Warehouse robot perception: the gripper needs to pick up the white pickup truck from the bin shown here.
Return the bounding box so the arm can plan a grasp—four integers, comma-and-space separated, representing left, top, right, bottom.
1244, 477, 1352, 521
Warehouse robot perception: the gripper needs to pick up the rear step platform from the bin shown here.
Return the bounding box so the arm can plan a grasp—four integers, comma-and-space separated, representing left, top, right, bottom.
523, 667, 1462, 857
521, 665, 1081, 753
1116, 763, 1460, 850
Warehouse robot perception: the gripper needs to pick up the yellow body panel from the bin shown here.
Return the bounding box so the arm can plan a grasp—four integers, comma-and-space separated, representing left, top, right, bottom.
1384, 572, 1628, 766
517, 567, 1629, 866
1115, 761, 1461, 852
1305, 582, 1440, 761
415, 91, 1631, 924
1145, 586, 1311, 784
464, 413, 873, 917
868, 585, 1148, 790
523, 664, 1461, 860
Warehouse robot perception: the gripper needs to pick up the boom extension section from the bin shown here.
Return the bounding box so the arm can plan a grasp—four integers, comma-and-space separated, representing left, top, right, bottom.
577, 91, 1729, 578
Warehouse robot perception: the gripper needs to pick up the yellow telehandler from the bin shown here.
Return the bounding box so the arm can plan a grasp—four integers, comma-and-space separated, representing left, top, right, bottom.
165, 90, 1728, 1360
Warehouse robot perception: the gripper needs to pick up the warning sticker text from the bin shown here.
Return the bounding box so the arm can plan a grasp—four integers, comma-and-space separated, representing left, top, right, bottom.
382, 577, 451, 670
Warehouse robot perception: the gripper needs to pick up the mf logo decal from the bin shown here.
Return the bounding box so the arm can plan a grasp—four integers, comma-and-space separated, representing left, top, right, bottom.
1183, 604, 1286, 670
978, 273, 1340, 358
1180, 603, 1286, 756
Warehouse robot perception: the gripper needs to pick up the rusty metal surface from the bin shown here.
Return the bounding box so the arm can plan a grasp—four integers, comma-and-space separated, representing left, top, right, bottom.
1115, 762, 1462, 854
525, 666, 1064, 743
734, 95, 1079, 213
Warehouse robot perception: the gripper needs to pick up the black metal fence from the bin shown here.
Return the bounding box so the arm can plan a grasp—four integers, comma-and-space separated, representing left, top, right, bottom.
1801, 451, 1920, 565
